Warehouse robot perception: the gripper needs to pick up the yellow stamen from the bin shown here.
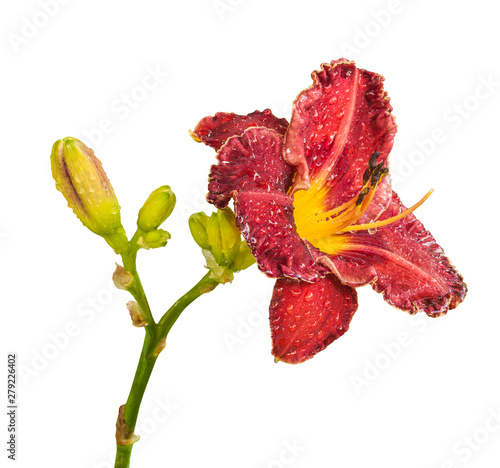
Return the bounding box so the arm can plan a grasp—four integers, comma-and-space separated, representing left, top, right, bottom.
292, 151, 433, 256
356, 181, 379, 219
314, 195, 358, 221
294, 177, 373, 238
294, 175, 382, 240
338, 189, 434, 232
328, 181, 380, 233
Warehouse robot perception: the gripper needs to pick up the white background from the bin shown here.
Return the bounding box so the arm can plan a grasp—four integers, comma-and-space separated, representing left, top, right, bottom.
1, 1, 499, 467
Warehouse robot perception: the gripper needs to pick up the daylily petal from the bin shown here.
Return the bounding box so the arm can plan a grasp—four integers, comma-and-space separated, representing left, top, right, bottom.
235, 190, 326, 281
314, 192, 467, 317
284, 59, 396, 200
192, 109, 289, 150
208, 127, 293, 209
270, 275, 358, 364
208, 127, 325, 281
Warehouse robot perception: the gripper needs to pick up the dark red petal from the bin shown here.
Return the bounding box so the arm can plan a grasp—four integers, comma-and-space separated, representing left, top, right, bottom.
270, 275, 358, 364
235, 190, 326, 281
208, 127, 293, 209
192, 109, 289, 150
207, 127, 324, 281
284, 59, 397, 202
315, 192, 467, 317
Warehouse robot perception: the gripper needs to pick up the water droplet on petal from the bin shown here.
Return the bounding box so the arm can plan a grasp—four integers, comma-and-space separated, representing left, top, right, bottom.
304, 291, 314, 302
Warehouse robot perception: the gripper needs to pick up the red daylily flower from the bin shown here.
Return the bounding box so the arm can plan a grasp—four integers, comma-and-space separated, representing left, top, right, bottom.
192, 59, 467, 364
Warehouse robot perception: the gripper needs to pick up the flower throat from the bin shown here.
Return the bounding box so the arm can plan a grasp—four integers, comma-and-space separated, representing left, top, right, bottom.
293, 151, 433, 255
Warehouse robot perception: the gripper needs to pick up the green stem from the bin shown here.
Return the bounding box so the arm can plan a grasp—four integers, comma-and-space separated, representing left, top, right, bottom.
123, 331, 158, 428
114, 270, 219, 468
157, 271, 218, 337
114, 445, 133, 468
115, 330, 157, 468
120, 231, 156, 329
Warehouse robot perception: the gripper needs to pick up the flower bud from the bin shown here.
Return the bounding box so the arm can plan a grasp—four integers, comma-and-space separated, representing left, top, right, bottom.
50, 137, 127, 252
137, 229, 171, 249
206, 208, 241, 267
190, 209, 244, 268
188, 212, 210, 250
230, 241, 256, 272
137, 186, 176, 232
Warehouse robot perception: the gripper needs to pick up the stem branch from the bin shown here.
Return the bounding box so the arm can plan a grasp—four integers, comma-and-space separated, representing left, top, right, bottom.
114, 269, 219, 468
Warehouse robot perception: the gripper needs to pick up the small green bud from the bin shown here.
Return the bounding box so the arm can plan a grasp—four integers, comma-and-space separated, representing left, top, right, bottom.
206, 208, 241, 267
137, 229, 171, 249
188, 212, 210, 250
137, 185, 176, 232
50, 137, 127, 252
230, 241, 256, 272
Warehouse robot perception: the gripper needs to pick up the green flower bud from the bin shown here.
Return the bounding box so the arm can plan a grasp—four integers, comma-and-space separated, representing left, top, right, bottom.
206, 208, 241, 267
230, 241, 256, 272
188, 212, 210, 250
190, 208, 250, 273
137, 229, 171, 249
137, 186, 176, 232
50, 137, 127, 252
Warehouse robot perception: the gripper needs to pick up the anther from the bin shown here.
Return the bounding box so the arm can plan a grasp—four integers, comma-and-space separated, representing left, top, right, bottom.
370, 163, 388, 187
369, 151, 380, 170
356, 187, 370, 206
371, 171, 382, 187
373, 161, 385, 176
362, 167, 371, 185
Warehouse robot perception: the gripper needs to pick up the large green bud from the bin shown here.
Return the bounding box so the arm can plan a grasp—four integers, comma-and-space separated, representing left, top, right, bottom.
50, 137, 127, 252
